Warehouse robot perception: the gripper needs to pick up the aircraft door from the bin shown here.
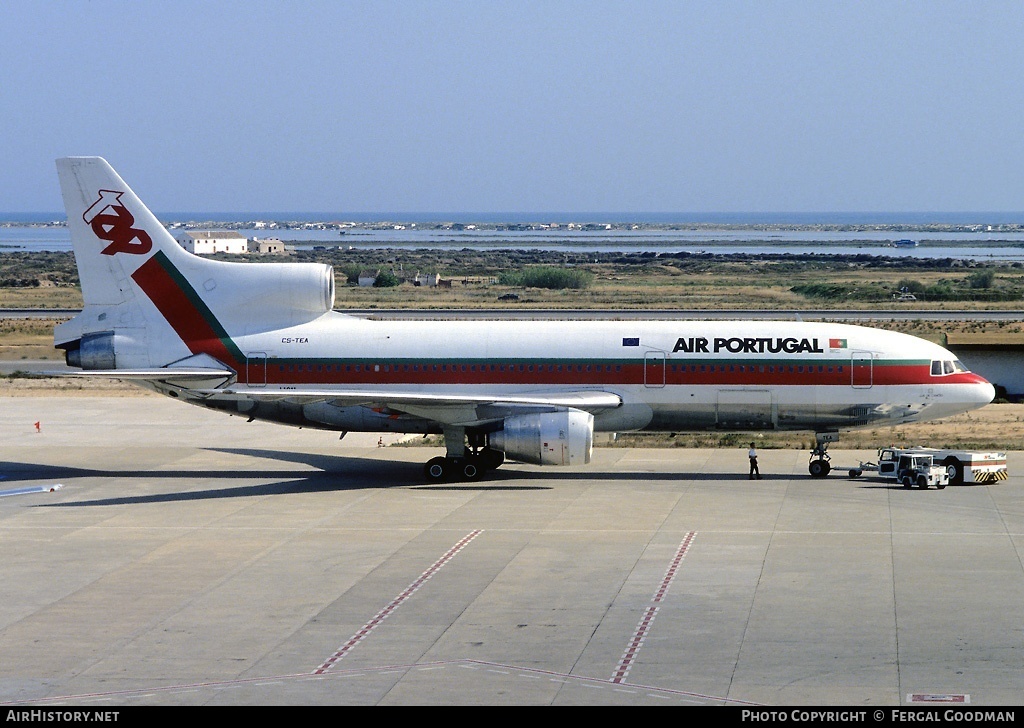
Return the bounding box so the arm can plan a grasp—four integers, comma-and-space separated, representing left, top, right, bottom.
644, 351, 666, 388
851, 351, 873, 389
246, 352, 267, 387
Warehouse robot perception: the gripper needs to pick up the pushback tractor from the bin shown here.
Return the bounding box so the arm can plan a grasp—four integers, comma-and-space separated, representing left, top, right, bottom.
849, 447, 1007, 487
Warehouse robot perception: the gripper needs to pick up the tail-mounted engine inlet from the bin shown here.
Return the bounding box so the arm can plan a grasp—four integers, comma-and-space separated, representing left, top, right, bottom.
62, 331, 117, 369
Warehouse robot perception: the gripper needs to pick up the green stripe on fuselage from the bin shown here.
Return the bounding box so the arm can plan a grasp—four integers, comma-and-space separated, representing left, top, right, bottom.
151, 251, 246, 364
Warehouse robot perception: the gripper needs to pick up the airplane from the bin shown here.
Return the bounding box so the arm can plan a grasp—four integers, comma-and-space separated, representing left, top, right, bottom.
51, 157, 996, 482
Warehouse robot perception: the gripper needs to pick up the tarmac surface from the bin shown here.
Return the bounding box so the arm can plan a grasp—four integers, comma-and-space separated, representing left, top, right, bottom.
2, 396, 1024, 706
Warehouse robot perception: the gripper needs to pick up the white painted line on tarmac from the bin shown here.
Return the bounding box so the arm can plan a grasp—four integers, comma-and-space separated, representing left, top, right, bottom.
1, 659, 756, 706
0, 484, 63, 497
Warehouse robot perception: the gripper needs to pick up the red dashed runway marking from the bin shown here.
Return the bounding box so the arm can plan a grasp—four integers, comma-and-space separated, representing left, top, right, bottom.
313, 529, 483, 674
612, 531, 696, 683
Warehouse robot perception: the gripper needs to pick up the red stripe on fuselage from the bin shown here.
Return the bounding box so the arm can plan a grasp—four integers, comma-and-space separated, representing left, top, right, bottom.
262, 361, 984, 388
122, 257, 992, 393
131, 256, 241, 367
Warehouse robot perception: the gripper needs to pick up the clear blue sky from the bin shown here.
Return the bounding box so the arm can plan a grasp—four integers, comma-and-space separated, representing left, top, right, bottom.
3, 1, 1023, 214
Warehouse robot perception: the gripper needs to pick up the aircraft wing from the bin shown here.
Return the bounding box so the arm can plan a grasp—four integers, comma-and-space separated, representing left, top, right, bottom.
198, 386, 623, 426
41, 368, 235, 380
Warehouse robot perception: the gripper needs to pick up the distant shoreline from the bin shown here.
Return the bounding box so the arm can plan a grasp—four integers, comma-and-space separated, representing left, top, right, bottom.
7, 219, 1024, 258
3, 213, 1024, 229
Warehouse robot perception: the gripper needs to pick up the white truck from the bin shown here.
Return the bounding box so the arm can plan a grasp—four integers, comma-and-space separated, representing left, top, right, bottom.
852, 447, 1008, 486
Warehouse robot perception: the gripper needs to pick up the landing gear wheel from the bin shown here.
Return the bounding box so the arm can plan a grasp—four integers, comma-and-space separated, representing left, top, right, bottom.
808, 432, 837, 480
460, 457, 484, 481
424, 457, 448, 483
424, 455, 491, 483
427, 429, 501, 483
809, 458, 831, 478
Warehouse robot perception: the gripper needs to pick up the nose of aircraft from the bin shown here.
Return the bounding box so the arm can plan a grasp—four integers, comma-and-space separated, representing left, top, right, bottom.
917, 373, 995, 424
963, 372, 996, 407
975, 378, 996, 407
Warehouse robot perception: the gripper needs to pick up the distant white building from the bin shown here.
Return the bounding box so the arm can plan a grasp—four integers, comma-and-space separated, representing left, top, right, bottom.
177, 231, 248, 255
249, 237, 287, 254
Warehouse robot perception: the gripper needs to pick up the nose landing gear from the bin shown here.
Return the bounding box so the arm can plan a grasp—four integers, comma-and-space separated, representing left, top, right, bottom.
808, 431, 839, 478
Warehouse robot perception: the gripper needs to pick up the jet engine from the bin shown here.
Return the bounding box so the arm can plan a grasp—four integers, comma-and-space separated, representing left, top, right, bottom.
199, 260, 336, 329
63, 330, 118, 369
232, 261, 335, 316
488, 410, 594, 466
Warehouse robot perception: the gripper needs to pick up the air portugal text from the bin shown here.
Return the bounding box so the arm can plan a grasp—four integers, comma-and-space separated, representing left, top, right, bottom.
673, 337, 826, 355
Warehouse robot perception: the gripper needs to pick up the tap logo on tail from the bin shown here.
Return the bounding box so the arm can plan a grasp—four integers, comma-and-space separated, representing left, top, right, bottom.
83, 189, 153, 256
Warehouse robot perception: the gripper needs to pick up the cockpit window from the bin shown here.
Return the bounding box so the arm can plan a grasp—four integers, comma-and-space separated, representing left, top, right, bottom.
932, 359, 969, 376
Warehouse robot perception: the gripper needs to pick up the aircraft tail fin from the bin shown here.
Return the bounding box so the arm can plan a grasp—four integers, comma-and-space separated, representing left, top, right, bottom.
57, 157, 187, 307
54, 157, 336, 372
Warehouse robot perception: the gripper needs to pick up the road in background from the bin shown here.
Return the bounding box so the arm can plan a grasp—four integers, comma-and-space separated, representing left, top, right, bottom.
5, 307, 1024, 321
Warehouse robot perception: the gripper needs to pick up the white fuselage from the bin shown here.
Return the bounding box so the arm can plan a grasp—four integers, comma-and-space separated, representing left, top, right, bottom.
160, 314, 993, 435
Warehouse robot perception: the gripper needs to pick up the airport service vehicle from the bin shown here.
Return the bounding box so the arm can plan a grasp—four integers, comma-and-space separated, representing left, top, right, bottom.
845, 450, 949, 488
854, 447, 1008, 485
892, 452, 948, 489
50, 157, 996, 482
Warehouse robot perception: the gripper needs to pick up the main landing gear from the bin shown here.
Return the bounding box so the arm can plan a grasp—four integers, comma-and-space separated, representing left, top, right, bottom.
423, 451, 504, 482
808, 431, 839, 478
423, 427, 504, 483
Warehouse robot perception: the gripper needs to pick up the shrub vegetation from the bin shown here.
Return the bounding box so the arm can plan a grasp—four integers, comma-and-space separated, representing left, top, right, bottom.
498, 266, 594, 290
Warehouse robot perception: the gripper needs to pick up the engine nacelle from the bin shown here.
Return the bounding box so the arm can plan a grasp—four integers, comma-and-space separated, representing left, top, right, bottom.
232, 261, 335, 315
65, 330, 117, 369
488, 410, 594, 466
203, 261, 336, 329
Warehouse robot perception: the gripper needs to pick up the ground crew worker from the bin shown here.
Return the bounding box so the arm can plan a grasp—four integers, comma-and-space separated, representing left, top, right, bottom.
748, 442, 761, 479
